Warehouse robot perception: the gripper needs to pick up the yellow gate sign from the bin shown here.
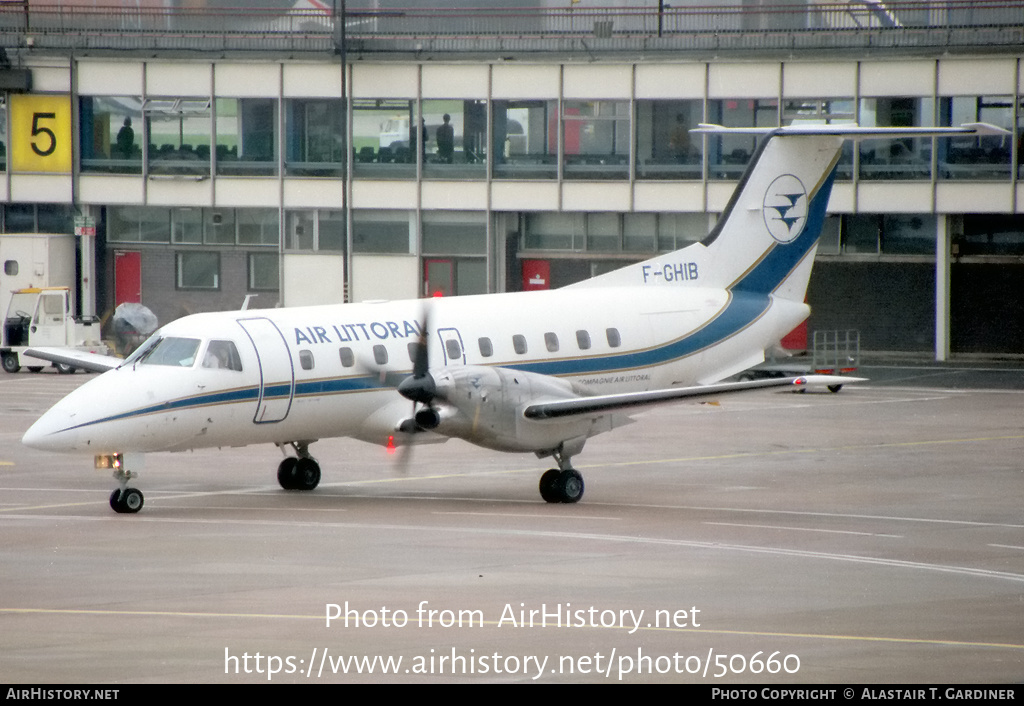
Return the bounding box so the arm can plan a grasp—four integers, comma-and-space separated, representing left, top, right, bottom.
10, 94, 73, 173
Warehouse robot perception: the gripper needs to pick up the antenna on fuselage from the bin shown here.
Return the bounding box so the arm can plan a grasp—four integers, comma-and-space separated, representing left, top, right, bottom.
240, 294, 258, 311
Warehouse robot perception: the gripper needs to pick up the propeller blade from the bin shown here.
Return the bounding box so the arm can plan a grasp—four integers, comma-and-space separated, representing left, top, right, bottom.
393, 434, 413, 475
398, 302, 437, 405
410, 302, 431, 380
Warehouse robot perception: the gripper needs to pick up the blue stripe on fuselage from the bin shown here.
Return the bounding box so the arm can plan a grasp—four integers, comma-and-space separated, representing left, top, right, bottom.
506, 290, 770, 377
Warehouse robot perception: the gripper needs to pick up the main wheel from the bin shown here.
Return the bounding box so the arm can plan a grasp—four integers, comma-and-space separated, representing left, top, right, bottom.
55, 362, 75, 375
295, 458, 321, 491
277, 457, 299, 490
539, 469, 561, 503
556, 469, 584, 504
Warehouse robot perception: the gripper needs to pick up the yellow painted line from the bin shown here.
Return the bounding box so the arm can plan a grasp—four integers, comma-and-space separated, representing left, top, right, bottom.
1, 607, 1021, 651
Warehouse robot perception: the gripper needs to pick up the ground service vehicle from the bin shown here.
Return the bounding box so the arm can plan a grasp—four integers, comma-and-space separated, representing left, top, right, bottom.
1, 287, 107, 373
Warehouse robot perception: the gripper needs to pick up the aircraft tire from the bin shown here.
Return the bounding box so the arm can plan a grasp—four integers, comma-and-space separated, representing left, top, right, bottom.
277, 457, 299, 490
556, 469, 584, 504
55, 363, 75, 375
539, 469, 561, 503
295, 458, 321, 491
110, 488, 144, 513
122, 488, 144, 513
828, 384, 843, 393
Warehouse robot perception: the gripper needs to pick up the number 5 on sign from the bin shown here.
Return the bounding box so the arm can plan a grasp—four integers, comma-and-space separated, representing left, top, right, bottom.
11, 94, 73, 173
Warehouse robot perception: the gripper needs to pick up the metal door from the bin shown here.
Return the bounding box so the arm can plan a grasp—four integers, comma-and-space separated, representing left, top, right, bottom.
114, 251, 142, 305
237, 318, 294, 424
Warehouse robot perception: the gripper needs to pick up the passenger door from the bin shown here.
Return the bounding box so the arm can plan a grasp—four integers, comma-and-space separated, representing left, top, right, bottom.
237, 318, 294, 424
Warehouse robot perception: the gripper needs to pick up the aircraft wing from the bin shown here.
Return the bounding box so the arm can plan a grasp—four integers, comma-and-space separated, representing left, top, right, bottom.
522, 375, 862, 420
23, 347, 123, 374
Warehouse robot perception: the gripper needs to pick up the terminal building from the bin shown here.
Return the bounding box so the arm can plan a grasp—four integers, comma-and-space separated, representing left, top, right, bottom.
0, 0, 1022, 359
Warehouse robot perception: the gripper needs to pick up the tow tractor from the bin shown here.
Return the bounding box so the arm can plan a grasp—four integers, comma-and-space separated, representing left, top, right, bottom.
1, 287, 108, 373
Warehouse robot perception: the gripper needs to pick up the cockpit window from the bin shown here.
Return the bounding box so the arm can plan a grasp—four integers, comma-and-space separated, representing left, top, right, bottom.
121, 334, 160, 366
135, 337, 201, 367
202, 340, 243, 371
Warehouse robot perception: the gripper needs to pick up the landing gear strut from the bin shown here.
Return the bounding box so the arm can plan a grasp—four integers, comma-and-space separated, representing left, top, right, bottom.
538, 447, 584, 504
277, 441, 321, 491
109, 463, 144, 514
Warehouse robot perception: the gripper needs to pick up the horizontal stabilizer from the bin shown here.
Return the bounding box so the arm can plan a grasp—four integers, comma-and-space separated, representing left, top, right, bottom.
23, 347, 123, 374
523, 375, 864, 420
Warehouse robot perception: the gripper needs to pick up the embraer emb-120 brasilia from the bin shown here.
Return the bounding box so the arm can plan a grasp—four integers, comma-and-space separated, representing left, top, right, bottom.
22, 123, 1006, 513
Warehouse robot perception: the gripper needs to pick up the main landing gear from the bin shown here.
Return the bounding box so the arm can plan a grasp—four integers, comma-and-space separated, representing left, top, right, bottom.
538, 446, 585, 504
277, 441, 321, 491
109, 464, 144, 514
539, 468, 584, 504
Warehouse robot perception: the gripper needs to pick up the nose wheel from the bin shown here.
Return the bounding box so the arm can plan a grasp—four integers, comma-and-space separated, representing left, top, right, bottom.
110, 487, 144, 513
109, 465, 144, 514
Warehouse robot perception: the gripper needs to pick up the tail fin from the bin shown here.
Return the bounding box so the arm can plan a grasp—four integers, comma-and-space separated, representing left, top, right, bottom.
573, 122, 1008, 303
696, 129, 842, 300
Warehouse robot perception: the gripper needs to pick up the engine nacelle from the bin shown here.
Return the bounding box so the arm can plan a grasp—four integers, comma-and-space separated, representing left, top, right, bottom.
420, 365, 601, 453
414, 406, 441, 430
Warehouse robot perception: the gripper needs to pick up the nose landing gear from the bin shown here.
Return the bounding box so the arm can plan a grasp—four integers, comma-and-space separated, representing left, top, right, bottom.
108, 462, 144, 514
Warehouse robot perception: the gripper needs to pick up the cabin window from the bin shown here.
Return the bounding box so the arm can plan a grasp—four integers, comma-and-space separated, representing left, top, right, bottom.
606, 327, 621, 347
298, 350, 314, 370
339, 347, 355, 367
478, 337, 493, 357
373, 344, 388, 365
202, 340, 242, 371
544, 332, 559, 352
407, 341, 420, 363
576, 330, 591, 350
445, 338, 463, 362
512, 334, 528, 355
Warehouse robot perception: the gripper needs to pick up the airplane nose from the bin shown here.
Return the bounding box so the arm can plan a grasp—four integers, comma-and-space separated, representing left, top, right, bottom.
22, 407, 77, 452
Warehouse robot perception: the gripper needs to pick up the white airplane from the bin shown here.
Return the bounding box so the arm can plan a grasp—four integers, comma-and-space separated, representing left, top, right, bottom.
22, 122, 1005, 513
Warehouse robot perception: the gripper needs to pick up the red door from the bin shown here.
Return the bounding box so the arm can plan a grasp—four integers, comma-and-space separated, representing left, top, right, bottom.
114, 251, 142, 305
424, 259, 454, 298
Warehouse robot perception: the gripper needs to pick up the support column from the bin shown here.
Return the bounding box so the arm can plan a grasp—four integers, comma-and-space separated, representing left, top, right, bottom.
935, 214, 951, 362
74, 209, 98, 320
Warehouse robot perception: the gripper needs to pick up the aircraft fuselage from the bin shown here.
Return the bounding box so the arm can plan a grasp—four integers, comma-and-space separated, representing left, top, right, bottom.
23, 284, 807, 456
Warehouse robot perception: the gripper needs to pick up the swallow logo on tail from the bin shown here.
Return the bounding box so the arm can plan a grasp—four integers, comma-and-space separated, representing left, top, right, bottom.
763, 174, 808, 244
